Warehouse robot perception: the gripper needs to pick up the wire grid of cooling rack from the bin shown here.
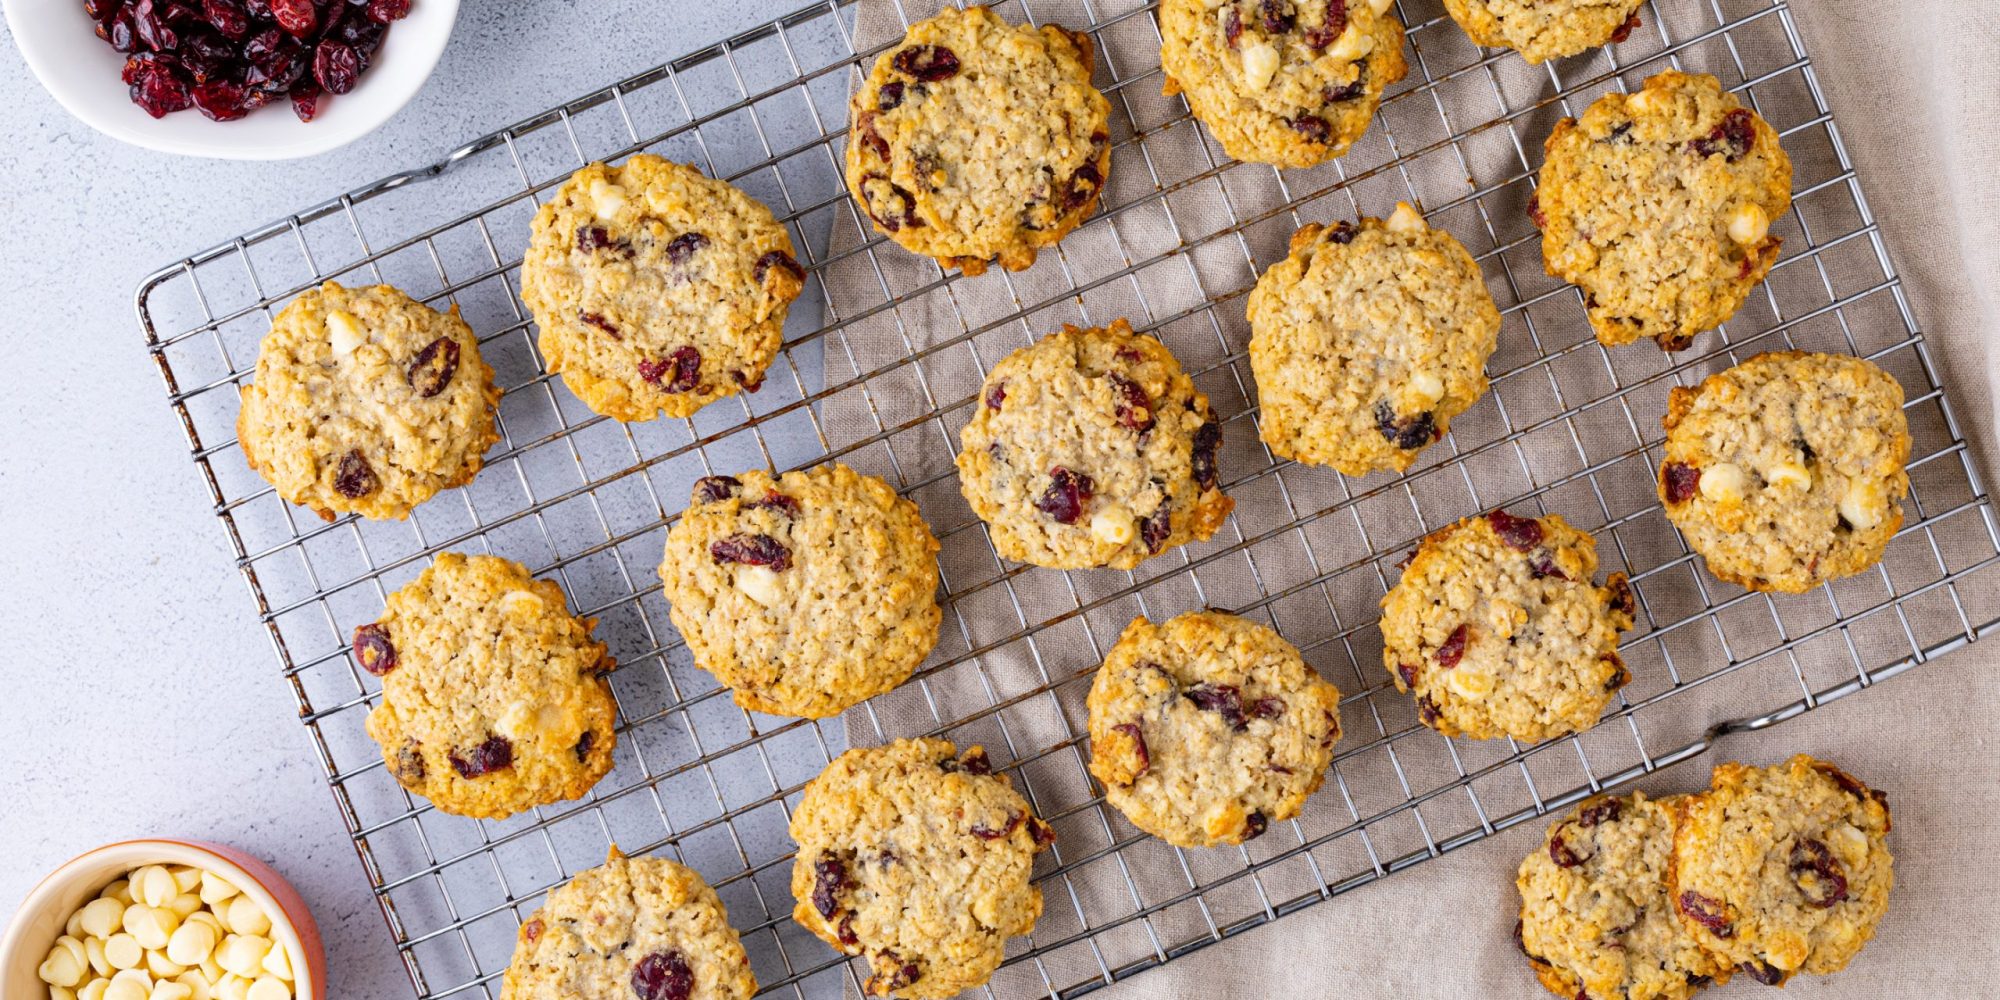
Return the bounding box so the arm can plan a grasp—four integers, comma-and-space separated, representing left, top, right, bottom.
135, 0, 2000, 997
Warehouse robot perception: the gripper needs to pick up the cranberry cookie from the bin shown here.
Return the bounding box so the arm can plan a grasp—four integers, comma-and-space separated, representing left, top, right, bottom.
502, 848, 757, 1000
1381, 510, 1635, 742
1534, 71, 1792, 351
790, 739, 1054, 999
1516, 791, 1732, 1000
1159, 0, 1408, 167
238, 281, 499, 521
1443, 0, 1647, 65
657, 464, 941, 719
1087, 611, 1342, 847
1669, 756, 1894, 984
955, 320, 1234, 569
1658, 351, 1910, 593
1248, 202, 1501, 475
360, 552, 616, 819
846, 5, 1111, 275
520, 154, 805, 421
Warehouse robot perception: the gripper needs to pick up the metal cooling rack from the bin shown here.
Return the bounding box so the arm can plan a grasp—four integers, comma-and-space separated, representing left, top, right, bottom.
136, 0, 2000, 997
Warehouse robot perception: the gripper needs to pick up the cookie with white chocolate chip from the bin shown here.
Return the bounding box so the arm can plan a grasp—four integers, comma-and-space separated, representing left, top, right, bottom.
1087, 610, 1342, 847
1658, 351, 1909, 592
845, 5, 1112, 275
1669, 755, 1894, 984
520, 154, 806, 421
502, 848, 758, 1000
657, 464, 941, 719
1380, 510, 1635, 742
361, 552, 617, 819
238, 281, 500, 521
1534, 71, 1792, 351
1159, 0, 1409, 168
1248, 201, 1500, 475
955, 320, 1234, 570
789, 739, 1054, 1000
1442, 0, 1647, 65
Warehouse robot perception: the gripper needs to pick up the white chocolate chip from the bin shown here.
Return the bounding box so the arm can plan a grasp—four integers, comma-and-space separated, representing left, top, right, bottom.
1239, 39, 1280, 91
173, 973, 215, 1000
200, 957, 224, 986
1831, 823, 1870, 865
258, 944, 292, 983
168, 921, 219, 967
51, 988, 79, 1000
1839, 481, 1885, 529
736, 565, 785, 608
169, 867, 203, 895
245, 978, 290, 1000
86, 936, 112, 977
1386, 201, 1427, 234
150, 983, 195, 1000
140, 868, 179, 909
39, 942, 86, 987
82, 898, 126, 939
1766, 461, 1812, 491
1368, 0, 1394, 13
164, 894, 203, 920
197, 875, 239, 908
214, 936, 271, 980
1408, 371, 1446, 406
1626, 88, 1659, 114
67, 908, 88, 939
1089, 508, 1136, 545
106, 934, 145, 971
81, 982, 111, 1000
216, 976, 251, 1000
1327, 23, 1375, 61
498, 589, 545, 618
101, 881, 134, 907
105, 971, 153, 1000
131, 908, 180, 951
324, 310, 365, 357
148, 948, 188, 980
222, 898, 270, 939
1698, 462, 1747, 503
586, 179, 628, 221
1728, 202, 1771, 245
1446, 668, 1495, 699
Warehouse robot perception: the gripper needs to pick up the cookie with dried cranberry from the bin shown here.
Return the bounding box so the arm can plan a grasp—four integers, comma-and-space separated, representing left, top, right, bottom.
1086, 611, 1342, 848
1658, 351, 1910, 593
845, 5, 1111, 275
1159, 0, 1409, 168
1442, 0, 1647, 65
790, 739, 1053, 999
657, 464, 941, 719
501, 847, 757, 1000
360, 552, 616, 820
955, 320, 1234, 570
238, 281, 500, 521
1516, 791, 1732, 1000
1535, 71, 1792, 351
1380, 510, 1634, 742
1669, 755, 1894, 984
521, 154, 805, 421
1248, 202, 1500, 475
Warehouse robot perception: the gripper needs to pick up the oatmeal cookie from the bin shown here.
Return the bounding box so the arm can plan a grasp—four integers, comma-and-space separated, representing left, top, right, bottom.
1658, 351, 1910, 593
846, 5, 1111, 275
955, 320, 1234, 569
361, 552, 616, 819
502, 848, 757, 1000
1516, 791, 1732, 1000
1159, 0, 1409, 167
1443, 0, 1647, 64
1086, 611, 1342, 847
1381, 510, 1635, 742
1248, 201, 1500, 475
520, 154, 805, 421
238, 281, 499, 521
790, 739, 1054, 999
1669, 755, 1894, 984
1534, 71, 1792, 350
658, 464, 942, 719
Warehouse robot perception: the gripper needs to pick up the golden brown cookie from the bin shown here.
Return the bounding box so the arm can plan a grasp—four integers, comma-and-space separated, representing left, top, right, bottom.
1443, 0, 1647, 64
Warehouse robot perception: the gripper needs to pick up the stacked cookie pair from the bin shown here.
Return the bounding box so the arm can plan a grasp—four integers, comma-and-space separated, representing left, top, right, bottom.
1516, 755, 1894, 998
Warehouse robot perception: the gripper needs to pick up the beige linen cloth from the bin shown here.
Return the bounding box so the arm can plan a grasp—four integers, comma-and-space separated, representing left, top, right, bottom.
816, 1, 2000, 996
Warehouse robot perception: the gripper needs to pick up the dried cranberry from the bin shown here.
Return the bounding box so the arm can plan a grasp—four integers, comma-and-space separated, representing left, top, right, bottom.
1688, 108, 1757, 161
1244, 811, 1270, 840
1302, 0, 1347, 48
1374, 401, 1437, 450
692, 476, 741, 504
1436, 624, 1469, 668
1577, 798, 1623, 827
630, 950, 692, 1000
243, 29, 305, 89
709, 533, 792, 571
1192, 419, 1222, 489
177, 27, 236, 82
268, 0, 312, 35
578, 310, 619, 338
1677, 891, 1734, 937
1111, 722, 1149, 777
128, 61, 193, 117
1324, 221, 1356, 244
1486, 510, 1545, 551
199, 0, 248, 36
132, 0, 179, 50
854, 110, 890, 162
664, 232, 709, 266
576, 226, 615, 253
1184, 682, 1249, 731
364, 0, 409, 23
1140, 500, 1171, 553
1788, 838, 1849, 908
1259, 0, 1296, 33
1740, 961, 1785, 986
877, 80, 905, 110
1662, 462, 1700, 503
1324, 72, 1366, 103
1610, 12, 1641, 42
1527, 192, 1547, 229
1548, 826, 1592, 868
984, 380, 1006, 410
1512, 918, 1530, 957
970, 813, 1024, 840
1815, 762, 1878, 804
1108, 373, 1153, 433
406, 337, 460, 398
836, 915, 860, 948
351, 623, 397, 675
1395, 662, 1419, 688
1027, 816, 1058, 846
84, 0, 123, 20
1288, 113, 1332, 144
638, 345, 701, 394
811, 854, 848, 919
891, 44, 960, 82
1608, 577, 1636, 617
391, 741, 425, 781
875, 954, 920, 993
1528, 552, 1567, 580
287, 79, 320, 120
753, 249, 804, 284
103, 7, 141, 51
312, 39, 358, 93
748, 491, 800, 517
1223, 6, 1244, 47
732, 370, 764, 392
334, 449, 378, 498
573, 729, 596, 764
1064, 162, 1104, 212
1035, 466, 1094, 525
954, 747, 993, 774
1250, 697, 1284, 719
1417, 694, 1442, 724
448, 736, 514, 778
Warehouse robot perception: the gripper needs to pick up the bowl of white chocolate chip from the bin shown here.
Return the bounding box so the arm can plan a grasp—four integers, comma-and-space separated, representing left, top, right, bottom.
2, 840, 324, 1000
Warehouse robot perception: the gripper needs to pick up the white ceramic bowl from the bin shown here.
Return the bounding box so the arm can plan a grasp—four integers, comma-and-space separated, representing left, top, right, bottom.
2, 839, 328, 999
3, 0, 458, 160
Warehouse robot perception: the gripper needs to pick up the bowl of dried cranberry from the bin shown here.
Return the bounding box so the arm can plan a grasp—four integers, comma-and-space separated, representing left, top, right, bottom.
4, 0, 457, 159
